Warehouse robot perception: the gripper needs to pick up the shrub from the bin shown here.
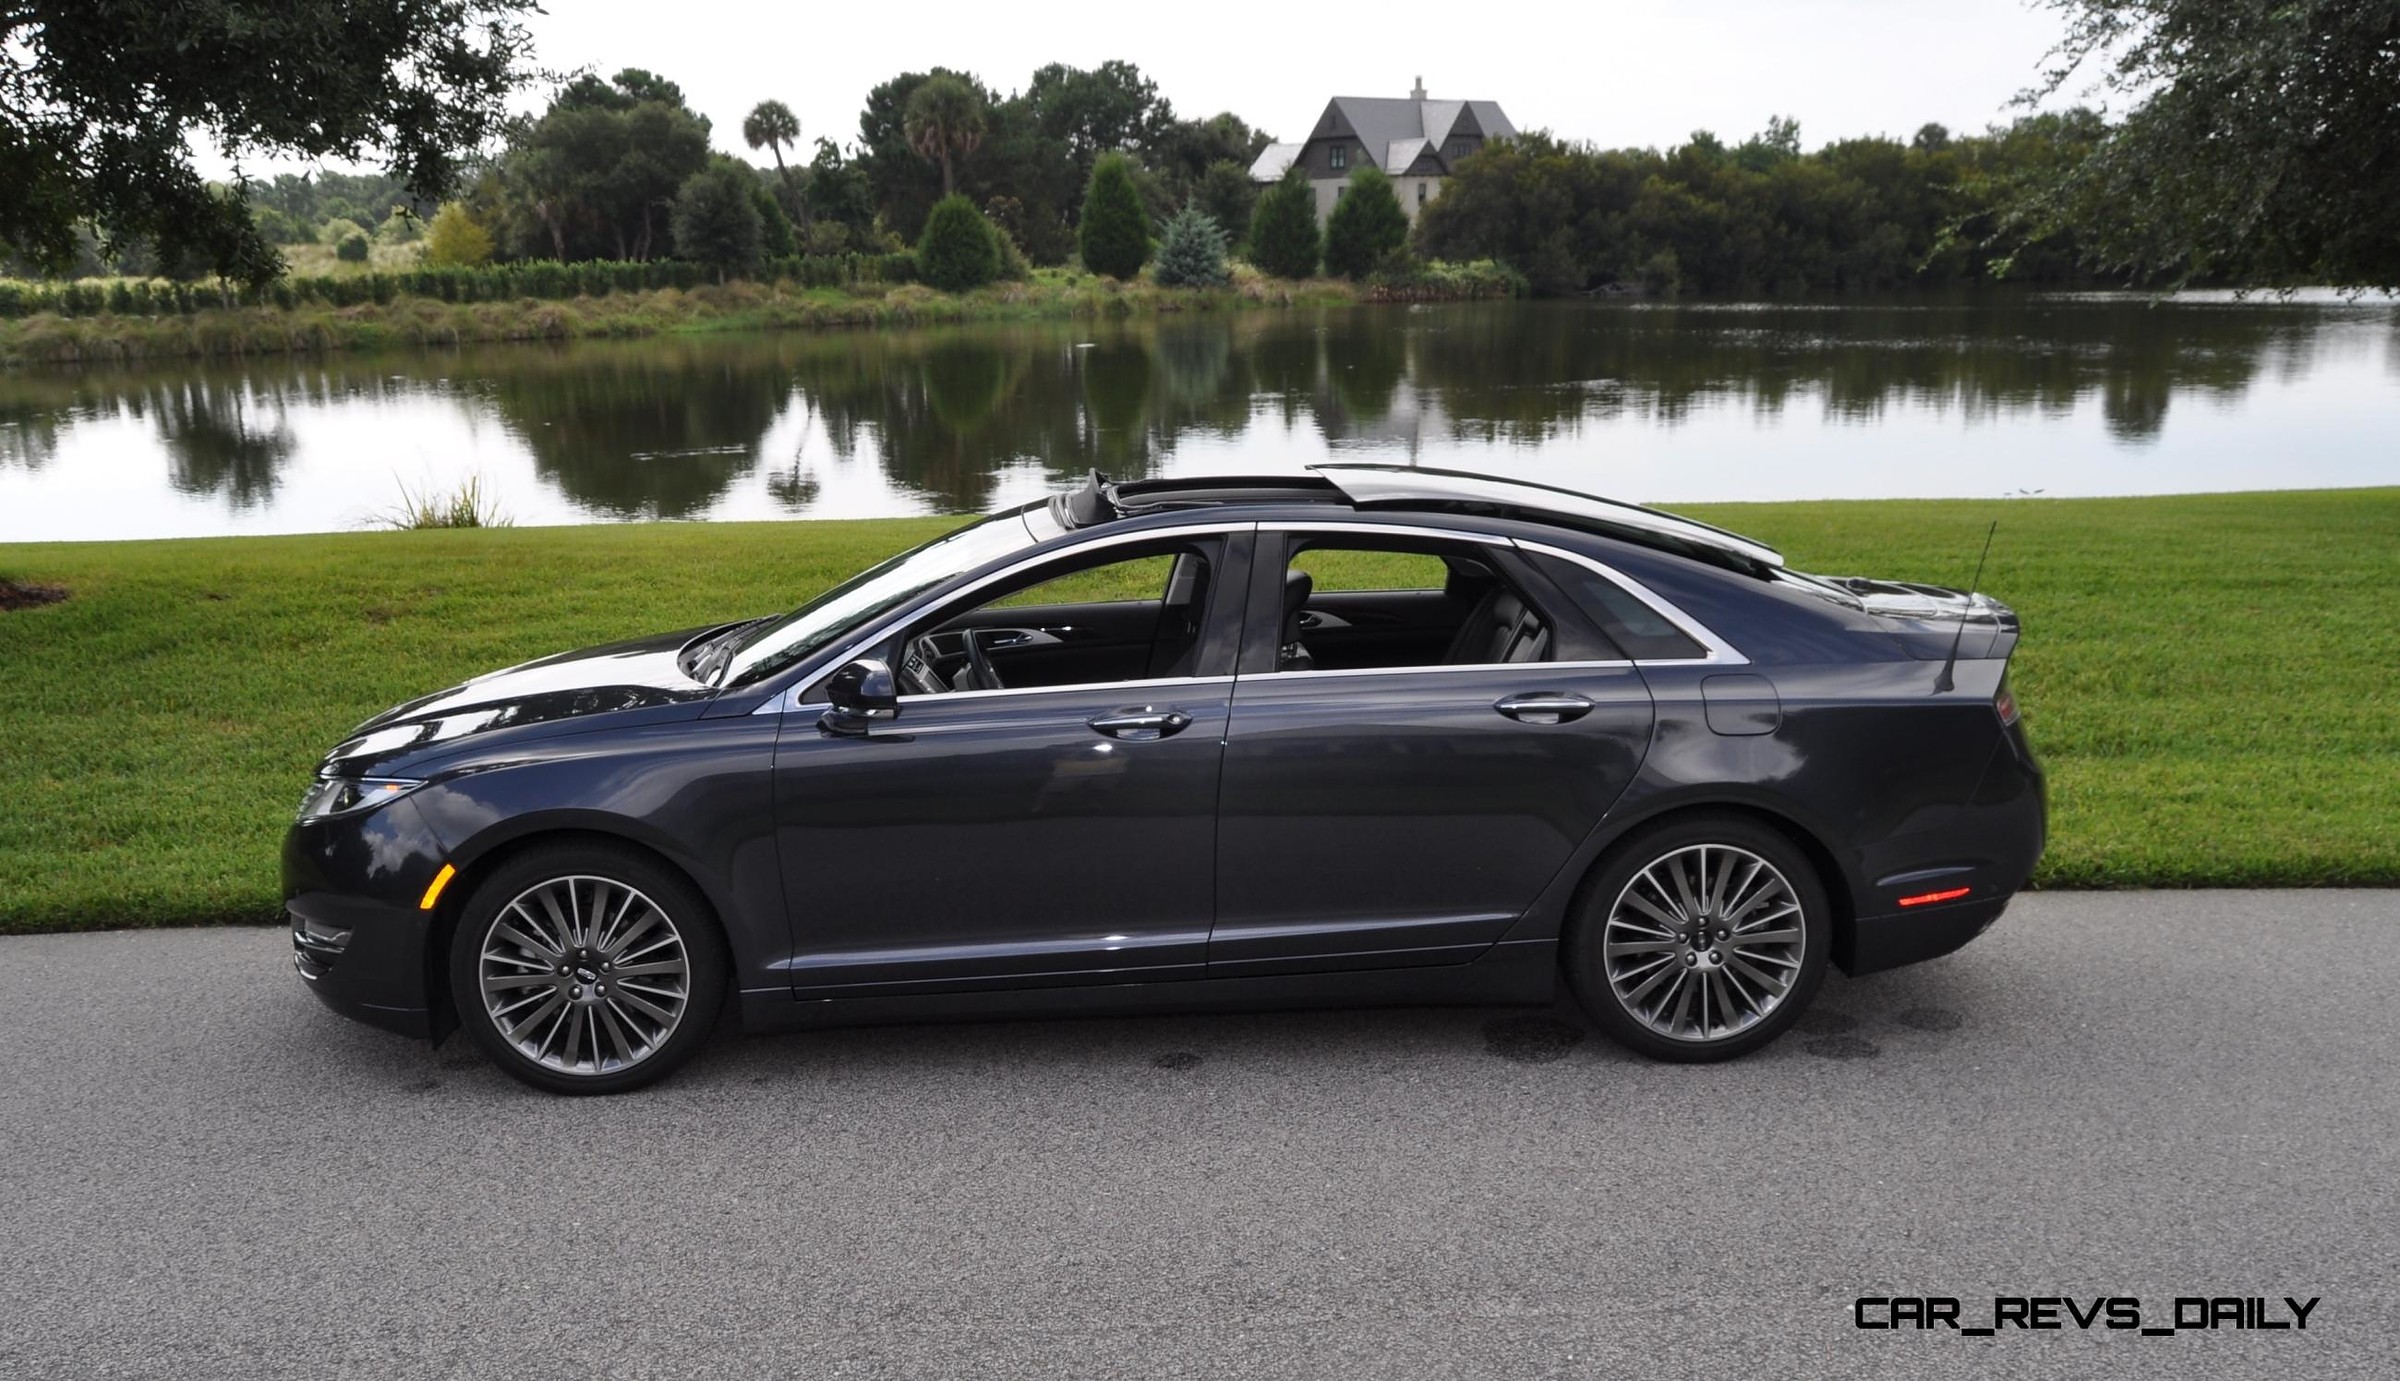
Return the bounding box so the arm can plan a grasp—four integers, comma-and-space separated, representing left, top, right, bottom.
916, 195, 1002, 292
1248, 165, 1321, 279
1324, 166, 1409, 280
993, 225, 1033, 282
376, 210, 420, 245
1153, 206, 1230, 288
1079, 152, 1151, 280
753, 185, 798, 259
670, 162, 766, 278
422, 203, 495, 267
334, 232, 370, 263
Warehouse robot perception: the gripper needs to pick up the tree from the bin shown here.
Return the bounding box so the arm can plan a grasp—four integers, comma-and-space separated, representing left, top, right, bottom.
1151, 113, 1274, 206
917, 195, 1002, 291
1024, 61, 1176, 191
905, 74, 988, 199
423, 203, 495, 266
2024, 0, 2400, 286
1248, 165, 1321, 279
1079, 152, 1151, 279
1192, 161, 1260, 243
1153, 207, 1230, 288
335, 231, 371, 263
500, 70, 713, 261
1323, 166, 1408, 279
671, 161, 766, 277
743, 100, 804, 221
0, 0, 535, 284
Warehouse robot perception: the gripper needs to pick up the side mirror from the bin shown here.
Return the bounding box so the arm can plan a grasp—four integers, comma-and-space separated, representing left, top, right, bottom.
819, 658, 900, 737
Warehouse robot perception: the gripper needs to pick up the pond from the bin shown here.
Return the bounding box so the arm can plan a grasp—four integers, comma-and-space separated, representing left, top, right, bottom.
2, 293, 2395, 543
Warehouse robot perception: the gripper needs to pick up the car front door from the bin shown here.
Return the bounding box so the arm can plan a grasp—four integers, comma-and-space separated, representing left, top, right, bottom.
1209, 525, 1656, 977
770, 528, 1250, 997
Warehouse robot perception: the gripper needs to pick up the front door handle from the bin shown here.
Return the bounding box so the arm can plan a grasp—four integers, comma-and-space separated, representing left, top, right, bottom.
1494, 692, 1595, 725
1088, 708, 1193, 742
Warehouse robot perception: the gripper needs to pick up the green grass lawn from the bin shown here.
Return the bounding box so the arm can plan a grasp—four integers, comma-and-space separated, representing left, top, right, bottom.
2, 489, 2394, 932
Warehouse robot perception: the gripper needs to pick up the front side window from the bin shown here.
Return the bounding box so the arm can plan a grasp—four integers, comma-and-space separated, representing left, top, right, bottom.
1273, 536, 1551, 673
719, 514, 1036, 687
888, 539, 1224, 696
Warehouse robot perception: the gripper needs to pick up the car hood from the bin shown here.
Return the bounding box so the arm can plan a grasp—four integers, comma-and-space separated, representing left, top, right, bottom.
322, 625, 725, 775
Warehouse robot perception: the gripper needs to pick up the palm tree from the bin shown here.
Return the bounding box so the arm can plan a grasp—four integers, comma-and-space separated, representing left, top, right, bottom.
743, 99, 803, 223
903, 75, 986, 199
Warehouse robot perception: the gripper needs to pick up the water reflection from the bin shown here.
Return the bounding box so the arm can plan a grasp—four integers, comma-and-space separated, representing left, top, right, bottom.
2, 294, 2394, 542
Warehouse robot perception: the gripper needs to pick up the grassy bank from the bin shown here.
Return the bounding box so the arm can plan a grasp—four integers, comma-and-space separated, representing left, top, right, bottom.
2, 489, 2394, 931
0, 268, 1369, 366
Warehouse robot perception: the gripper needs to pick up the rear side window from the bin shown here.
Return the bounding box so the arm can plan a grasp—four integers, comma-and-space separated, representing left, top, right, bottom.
1529, 553, 1706, 661
1291, 548, 1449, 592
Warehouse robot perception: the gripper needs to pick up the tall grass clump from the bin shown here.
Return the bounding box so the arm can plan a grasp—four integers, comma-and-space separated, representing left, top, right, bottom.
376, 475, 513, 530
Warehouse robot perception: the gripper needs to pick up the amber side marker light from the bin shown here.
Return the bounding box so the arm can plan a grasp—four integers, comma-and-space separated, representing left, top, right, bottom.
1897, 886, 1972, 908
419, 863, 457, 911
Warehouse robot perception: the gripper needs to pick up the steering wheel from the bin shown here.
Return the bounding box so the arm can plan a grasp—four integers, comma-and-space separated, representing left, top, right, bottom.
960, 628, 1006, 692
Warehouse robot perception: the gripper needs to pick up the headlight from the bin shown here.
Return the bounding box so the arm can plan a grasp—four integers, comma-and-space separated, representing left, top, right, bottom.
296, 776, 424, 822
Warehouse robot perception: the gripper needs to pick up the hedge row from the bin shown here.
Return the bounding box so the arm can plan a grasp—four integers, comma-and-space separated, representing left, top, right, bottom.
0, 253, 920, 319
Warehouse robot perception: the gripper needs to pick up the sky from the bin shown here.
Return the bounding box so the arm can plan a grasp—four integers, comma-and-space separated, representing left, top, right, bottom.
200, 0, 2090, 182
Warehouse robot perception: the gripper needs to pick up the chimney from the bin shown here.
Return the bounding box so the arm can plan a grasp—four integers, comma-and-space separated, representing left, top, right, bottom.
1410, 75, 1427, 100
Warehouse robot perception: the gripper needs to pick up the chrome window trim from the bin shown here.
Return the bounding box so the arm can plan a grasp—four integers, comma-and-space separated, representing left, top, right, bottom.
1512, 539, 1750, 666
757, 521, 1251, 715
1238, 659, 1635, 683
863, 674, 1236, 711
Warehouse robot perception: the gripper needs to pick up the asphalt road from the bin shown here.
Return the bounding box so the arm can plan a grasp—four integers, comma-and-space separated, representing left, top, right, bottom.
2, 891, 2395, 1380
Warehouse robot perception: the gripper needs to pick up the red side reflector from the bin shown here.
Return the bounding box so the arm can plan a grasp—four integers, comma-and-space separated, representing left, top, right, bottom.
1897, 886, 1972, 908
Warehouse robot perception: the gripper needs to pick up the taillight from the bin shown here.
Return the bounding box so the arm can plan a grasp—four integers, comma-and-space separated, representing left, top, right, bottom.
1994, 680, 2019, 726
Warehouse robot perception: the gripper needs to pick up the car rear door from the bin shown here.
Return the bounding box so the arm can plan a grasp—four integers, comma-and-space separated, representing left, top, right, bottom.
1208, 524, 1655, 977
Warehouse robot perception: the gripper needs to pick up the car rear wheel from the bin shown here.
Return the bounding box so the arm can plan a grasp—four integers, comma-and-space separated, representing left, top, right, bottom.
1566, 815, 1829, 1062
447, 843, 728, 1095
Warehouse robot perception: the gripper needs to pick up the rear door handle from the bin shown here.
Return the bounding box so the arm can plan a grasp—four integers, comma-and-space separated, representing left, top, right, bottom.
1088, 708, 1193, 741
1494, 692, 1595, 725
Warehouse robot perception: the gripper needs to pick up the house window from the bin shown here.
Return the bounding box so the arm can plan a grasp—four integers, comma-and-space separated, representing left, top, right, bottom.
1329, 144, 1347, 170
1417, 182, 1429, 206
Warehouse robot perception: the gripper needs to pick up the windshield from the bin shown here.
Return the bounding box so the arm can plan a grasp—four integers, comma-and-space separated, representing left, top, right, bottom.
717, 513, 1037, 689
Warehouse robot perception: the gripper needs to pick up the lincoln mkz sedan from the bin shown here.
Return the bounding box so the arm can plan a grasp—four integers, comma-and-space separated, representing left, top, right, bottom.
286, 464, 2043, 1093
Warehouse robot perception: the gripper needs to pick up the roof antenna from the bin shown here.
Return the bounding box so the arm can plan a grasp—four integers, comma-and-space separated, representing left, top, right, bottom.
1933, 520, 1998, 694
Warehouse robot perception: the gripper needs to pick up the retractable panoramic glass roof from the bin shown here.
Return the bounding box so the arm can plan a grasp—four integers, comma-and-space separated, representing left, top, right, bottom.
1050, 465, 1783, 575
1309, 464, 1784, 570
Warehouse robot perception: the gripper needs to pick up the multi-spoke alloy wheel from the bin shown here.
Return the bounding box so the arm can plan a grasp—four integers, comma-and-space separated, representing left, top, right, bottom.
479, 875, 691, 1076
1568, 816, 1829, 1062
449, 845, 727, 1094
1603, 845, 1802, 1041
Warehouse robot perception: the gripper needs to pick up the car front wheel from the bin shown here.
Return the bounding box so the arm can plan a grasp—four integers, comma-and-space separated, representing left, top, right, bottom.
447, 843, 728, 1094
1566, 815, 1830, 1062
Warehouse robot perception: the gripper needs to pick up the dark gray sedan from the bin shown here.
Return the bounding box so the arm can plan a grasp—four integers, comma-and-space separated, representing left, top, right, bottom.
284, 465, 2043, 1093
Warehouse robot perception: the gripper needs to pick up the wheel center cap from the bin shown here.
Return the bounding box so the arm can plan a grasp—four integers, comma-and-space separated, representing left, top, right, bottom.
574, 965, 599, 984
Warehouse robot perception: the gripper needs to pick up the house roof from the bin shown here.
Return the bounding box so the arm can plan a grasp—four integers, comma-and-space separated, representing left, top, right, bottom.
1251, 95, 1518, 180
1249, 142, 1303, 181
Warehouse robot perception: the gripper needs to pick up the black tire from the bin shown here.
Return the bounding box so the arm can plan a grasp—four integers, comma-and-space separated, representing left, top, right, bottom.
1565, 813, 1830, 1062
447, 842, 729, 1095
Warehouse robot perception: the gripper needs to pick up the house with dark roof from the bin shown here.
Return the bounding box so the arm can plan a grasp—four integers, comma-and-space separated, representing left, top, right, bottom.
1248, 78, 1517, 224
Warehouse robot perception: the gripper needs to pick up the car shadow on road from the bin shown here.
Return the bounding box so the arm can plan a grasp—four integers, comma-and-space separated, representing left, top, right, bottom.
292, 956, 2003, 1097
